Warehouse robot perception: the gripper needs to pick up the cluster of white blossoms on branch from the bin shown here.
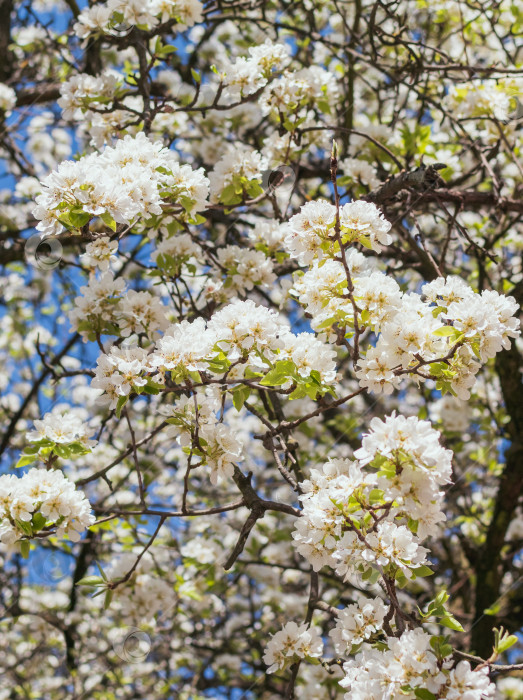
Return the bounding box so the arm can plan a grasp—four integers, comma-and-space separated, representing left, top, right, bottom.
150, 298, 337, 388
16, 408, 96, 469
329, 597, 388, 653
269, 411, 500, 696
58, 70, 122, 121
216, 244, 276, 293
151, 231, 202, 276
340, 628, 495, 699
290, 223, 520, 397
27, 410, 95, 447
0, 468, 94, 547
73, 0, 203, 40
80, 236, 119, 272
282, 198, 393, 263
263, 621, 324, 674
293, 412, 451, 576
259, 65, 340, 120
443, 77, 522, 123
265, 620, 495, 698
92, 298, 337, 422
222, 39, 290, 100
33, 132, 209, 236
160, 391, 244, 484
104, 552, 177, 623
68, 271, 169, 341
209, 144, 268, 205
0, 82, 17, 117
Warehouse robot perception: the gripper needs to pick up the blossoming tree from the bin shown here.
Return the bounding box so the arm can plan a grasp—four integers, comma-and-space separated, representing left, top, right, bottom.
0, 0, 522, 698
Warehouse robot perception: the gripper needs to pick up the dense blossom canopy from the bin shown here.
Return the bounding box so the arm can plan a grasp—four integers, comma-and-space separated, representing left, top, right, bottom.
0, 0, 522, 698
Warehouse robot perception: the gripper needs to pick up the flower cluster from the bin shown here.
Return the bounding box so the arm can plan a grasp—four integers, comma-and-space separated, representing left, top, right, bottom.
151, 231, 202, 276
92, 345, 154, 410
283, 198, 392, 264
216, 245, 276, 293
293, 413, 451, 577
33, 132, 209, 236
423, 277, 520, 362
69, 271, 169, 341
104, 552, 176, 622
223, 40, 290, 99
58, 71, 121, 121
198, 422, 244, 485
73, 0, 203, 40
209, 144, 267, 205
91, 300, 337, 455
340, 157, 380, 190
80, 236, 119, 272
263, 621, 323, 674
27, 410, 95, 447
340, 628, 495, 699
259, 65, 339, 121
0, 83, 16, 117
329, 598, 388, 653
0, 468, 94, 546
17, 409, 96, 469
443, 77, 522, 123
161, 391, 245, 484
150, 298, 337, 389
292, 252, 520, 397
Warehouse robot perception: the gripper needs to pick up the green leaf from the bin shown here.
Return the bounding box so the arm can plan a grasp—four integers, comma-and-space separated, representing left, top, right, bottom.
16, 519, 33, 536
97, 561, 109, 582
68, 441, 91, 456
69, 208, 91, 229
497, 633, 518, 654
20, 540, 30, 559
260, 360, 295, 387
100, 212, 117, 232
22, 444, 42, 455
494, 627, 519, 654
430, 635, 453, 659
76, 576, 104, 587
361, 567, 374, 581
31, 512, 47, 531
15, 454, 38, 469
483, 602, 501, 616
244, 367, 262, 379
53, 444, 71, 458
219, 183, 243, 206
104, 589, 114, 609
411, 564, 434, 578
432, 326, 458, 337
415, 690, 436, 700
232, 385, 251, 412
439, 615, 464, 632
434, 590, 450, 607
115, 396, 128, 419
142, 384, 160, 395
